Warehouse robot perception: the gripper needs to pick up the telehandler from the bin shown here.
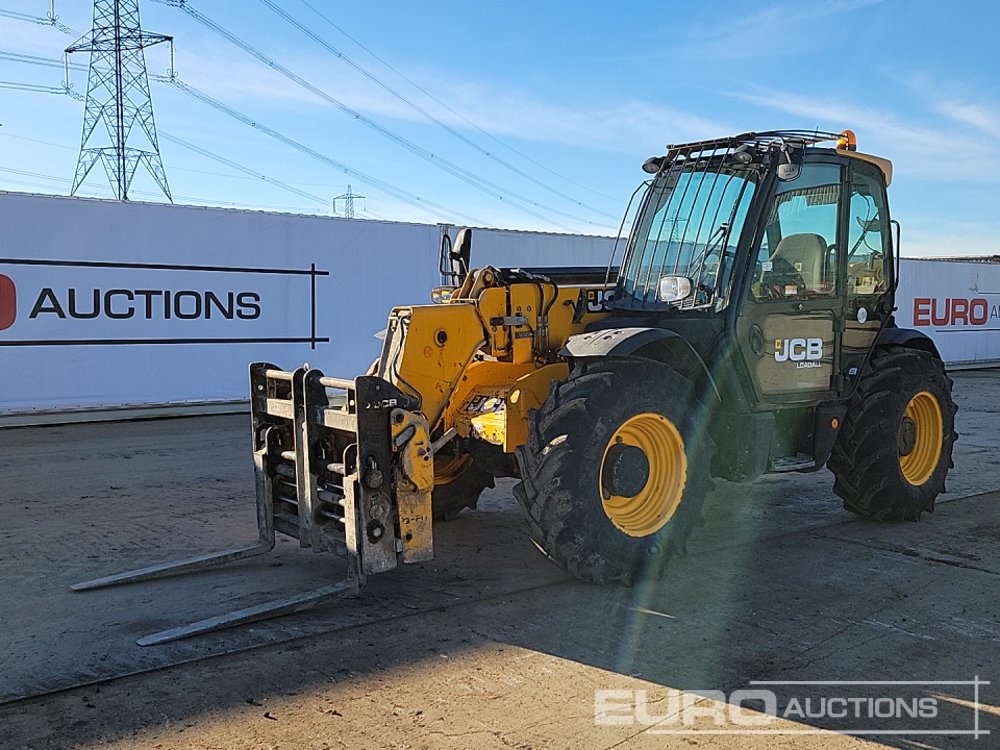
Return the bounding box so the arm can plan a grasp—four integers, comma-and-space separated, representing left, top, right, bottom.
76, 130, 956, 645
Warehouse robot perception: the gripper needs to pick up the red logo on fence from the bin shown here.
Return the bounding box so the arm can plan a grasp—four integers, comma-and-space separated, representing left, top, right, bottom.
913, 297, 989, 327
0, 274, 16, 331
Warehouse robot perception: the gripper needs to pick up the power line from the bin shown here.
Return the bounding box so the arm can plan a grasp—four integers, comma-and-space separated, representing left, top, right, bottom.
168, 164, 346, 189
0, 164, 336, 214
155, 74, 486, 226
151, 0, 605, 231
0, 82, 377, 203
0, 85, 342, 216
256, 0, 617, 222
0, 7, 76, 35
0, 97, 377, 196
0, 177, 78, 193
0, 50, 87, 99
293, 0, 621, 205
2, 34, 489, 224
0, 166, 74, 183
0, 50, 87, 72
0, 86, 373, 217
160, 132, 328, 208
0, 80, 80, 100
0, 131, 78, 151
3, 4, 621, 229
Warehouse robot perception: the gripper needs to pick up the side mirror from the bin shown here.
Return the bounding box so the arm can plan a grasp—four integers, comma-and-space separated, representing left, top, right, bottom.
439, 227, 472, 285
777, 145, 804, 181
453, 227, 473, 271
777, 162, 800, 180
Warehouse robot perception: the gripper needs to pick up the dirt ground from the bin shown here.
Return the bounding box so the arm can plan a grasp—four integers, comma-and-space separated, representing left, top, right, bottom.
1, 371, 998, 749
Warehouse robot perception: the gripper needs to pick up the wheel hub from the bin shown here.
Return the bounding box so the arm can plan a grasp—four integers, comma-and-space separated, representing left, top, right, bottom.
599, 412, 687, 538
898, 416, 917, 457
601, 443, 650, 498
898, 391, 944, 487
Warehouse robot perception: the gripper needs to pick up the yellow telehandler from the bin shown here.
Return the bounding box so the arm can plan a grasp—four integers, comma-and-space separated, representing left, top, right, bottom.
76, 130, 956, 645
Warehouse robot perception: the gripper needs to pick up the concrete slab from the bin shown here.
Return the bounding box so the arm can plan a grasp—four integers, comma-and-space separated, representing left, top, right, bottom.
1, 371, 998, 749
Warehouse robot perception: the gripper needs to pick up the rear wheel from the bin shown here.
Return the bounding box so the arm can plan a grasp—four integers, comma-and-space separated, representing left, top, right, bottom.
431, 455, 494, 521
829, 346, 957, 520
514, 359, 713, 585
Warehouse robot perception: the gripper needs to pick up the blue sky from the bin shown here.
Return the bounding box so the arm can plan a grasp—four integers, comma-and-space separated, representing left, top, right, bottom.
0, 0, 998, 255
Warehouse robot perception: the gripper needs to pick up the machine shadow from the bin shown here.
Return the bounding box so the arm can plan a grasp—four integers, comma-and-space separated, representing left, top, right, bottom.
3, 477, 994, 749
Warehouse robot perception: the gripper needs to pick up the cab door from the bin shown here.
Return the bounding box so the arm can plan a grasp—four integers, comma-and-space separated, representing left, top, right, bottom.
736, 159, 844, 406
840, 159, 893, 387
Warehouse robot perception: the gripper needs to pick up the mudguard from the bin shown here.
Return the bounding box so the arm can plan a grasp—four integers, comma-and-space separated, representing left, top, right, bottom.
561, 327, 721, 404
875, 326, 940, 357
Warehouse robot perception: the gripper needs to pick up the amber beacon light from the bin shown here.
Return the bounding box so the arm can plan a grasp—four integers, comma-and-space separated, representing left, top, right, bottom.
836, 129, 858, 151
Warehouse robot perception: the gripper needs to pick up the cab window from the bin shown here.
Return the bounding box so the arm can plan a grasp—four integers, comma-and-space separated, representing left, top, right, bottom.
846, 163, 889, 298
751, 162, 841, 301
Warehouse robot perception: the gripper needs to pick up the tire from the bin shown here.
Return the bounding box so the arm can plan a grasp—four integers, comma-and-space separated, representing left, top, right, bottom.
513, 358, 713, 585
431, 457, 494, 521
829, 346, 957, 521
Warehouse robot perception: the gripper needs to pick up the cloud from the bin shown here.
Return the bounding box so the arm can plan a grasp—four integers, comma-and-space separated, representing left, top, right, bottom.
391, 71, 731, 151
727, 85, 996, 183
934, 100, 1000, 135
169, 42, 325, 109
5, 0, 726, 195
663, 0, 887, 62
725, 81, 1000, 256
895, 73, 1000, 138
156, 33, 732, 155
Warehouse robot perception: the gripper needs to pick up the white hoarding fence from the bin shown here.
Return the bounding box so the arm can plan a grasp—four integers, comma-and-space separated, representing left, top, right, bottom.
0, 192, 615, 423
897, 258, 1000, 368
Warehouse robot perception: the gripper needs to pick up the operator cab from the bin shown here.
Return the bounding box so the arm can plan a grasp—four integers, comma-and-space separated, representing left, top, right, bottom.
610, 130, 893, 313
606, 130, 896, 403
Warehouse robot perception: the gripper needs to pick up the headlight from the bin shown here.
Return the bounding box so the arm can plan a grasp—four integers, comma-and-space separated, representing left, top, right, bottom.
657, 275, 692, 303
431, 286, 456, 304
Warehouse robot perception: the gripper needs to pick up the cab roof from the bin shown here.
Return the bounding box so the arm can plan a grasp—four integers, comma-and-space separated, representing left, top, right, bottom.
661, 129, 893, 186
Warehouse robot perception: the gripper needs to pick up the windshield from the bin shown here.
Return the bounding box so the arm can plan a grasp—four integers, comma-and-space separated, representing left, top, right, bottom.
615, 159, 759, 310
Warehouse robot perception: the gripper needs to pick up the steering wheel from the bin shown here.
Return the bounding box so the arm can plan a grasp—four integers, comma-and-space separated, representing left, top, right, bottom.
761, 256, 805, 300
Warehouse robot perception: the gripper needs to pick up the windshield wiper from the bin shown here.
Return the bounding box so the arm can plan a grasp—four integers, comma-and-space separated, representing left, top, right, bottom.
687, 222, 730, 306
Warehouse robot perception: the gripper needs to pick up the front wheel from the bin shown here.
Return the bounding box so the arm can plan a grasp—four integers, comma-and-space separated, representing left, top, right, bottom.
514, 359, 713, 585
431, 455, 494, 521
829, 346, 957, 520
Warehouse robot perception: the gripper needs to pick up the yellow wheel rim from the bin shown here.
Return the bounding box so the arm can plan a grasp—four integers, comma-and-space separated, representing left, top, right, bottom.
899, 391, 943, 486
599, 412, 687, 538
434, 455, 469, 486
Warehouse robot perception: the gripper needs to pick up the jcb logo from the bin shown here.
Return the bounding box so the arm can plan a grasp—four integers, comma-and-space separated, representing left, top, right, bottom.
365, 398, 398, 410
775, 337, 823, 366
0, 274, 15, 331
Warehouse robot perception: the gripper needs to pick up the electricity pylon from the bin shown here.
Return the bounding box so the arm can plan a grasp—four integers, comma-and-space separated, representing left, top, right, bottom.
67, 0, 172, 201
333, 184, 365, 218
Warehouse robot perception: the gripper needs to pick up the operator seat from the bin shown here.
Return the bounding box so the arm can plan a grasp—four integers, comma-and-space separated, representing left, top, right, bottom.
768, 232, 827, 291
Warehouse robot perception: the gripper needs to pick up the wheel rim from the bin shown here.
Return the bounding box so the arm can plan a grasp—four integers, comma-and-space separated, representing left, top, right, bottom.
599, 412, 687, 537
898, 391, 943, 486
434, 455, 469, 486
